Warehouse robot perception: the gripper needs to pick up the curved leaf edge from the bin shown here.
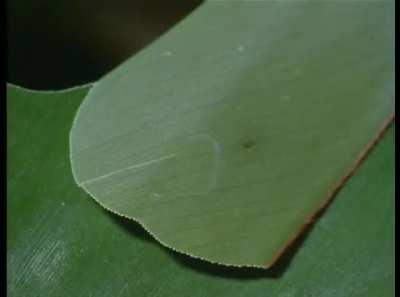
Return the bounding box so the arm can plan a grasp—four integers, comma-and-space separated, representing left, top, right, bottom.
6, 82, 94, 94
69, 82, 395, 269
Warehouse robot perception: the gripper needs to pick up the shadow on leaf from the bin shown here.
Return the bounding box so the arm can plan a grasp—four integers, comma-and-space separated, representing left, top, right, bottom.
106, 208, 321, 280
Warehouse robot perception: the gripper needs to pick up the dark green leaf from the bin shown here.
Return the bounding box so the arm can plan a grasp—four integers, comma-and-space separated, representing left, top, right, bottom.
7, 85, 394, 296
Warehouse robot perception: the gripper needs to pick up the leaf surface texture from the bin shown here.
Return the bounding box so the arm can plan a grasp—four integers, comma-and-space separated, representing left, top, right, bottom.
7, 85, 394, 296
69, 1, 394, 267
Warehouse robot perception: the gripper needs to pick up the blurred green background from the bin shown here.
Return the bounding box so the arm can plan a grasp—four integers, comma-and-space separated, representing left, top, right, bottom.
7, 0, 203, 89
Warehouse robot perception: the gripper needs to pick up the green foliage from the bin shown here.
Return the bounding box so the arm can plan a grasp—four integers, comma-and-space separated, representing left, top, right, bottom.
70, 0, 394, 267
7, 80, 394, 297
7, 0, 395, 295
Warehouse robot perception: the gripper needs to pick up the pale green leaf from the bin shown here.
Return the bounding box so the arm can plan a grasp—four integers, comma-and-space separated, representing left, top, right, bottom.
7, 85, 394, 296
70, 1, 394, 267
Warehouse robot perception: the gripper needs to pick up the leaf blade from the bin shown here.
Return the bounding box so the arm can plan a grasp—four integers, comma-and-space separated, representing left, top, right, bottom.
70, 1, 395, 267
7, 85, 394, 296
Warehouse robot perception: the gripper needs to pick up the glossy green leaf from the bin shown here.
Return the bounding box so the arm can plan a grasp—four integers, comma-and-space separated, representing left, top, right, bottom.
7, 85, 394, 296
70, 1, 394, 267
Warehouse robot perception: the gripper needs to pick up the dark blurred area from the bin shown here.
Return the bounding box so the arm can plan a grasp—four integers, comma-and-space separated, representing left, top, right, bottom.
7, 0, 203, 90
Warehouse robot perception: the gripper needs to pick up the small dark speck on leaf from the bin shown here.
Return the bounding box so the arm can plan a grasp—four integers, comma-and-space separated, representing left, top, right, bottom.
242, 140, 256, 150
